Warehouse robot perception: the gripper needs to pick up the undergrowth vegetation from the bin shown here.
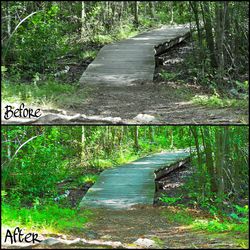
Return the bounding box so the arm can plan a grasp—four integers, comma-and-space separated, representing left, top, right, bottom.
162, 205, 248, 236
2, 194, 91, 233
192, 94, 249, 109
2, 80, 88, 109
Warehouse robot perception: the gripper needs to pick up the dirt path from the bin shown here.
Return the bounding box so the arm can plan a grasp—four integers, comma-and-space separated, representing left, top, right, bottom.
73, 84, 247, 124
74, 206, 241, 249
3, 82, 247, 124
3, 206, 242, 249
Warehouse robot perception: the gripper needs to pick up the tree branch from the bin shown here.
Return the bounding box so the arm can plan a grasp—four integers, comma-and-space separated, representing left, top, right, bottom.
1, 134, 43, 169
3, 10, 43, 60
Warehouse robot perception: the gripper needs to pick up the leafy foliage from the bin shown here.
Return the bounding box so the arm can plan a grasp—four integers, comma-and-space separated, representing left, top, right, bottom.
159, 195, 182, 205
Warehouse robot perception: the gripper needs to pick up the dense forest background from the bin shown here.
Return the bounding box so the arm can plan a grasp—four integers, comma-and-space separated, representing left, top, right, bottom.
1, 1, 249, 107
1, 126, 248, 207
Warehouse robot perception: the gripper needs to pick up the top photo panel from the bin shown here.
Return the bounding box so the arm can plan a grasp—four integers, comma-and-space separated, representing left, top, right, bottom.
1, 1, 249, 125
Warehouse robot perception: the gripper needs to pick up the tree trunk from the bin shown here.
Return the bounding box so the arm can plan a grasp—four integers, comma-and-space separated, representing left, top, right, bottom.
149, 126, 154, 143
81, 126, 85, 162
215, 128, 225, 198
81, 1, 86, 39
203, 127, 217, 193
170, 1, 174, 25
169, 129, 174, 149
6, 1, 11, 38
201, 2, 217, 68
190, 127, 202, 167
134, 1, 139, 27
149, 2, 155, 19
190, 1, 204, 76
134, 126, 139, 150
215, 2, 228, 81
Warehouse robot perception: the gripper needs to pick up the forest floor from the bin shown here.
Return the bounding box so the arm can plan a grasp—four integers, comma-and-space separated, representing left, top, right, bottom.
2, 39, 248, 124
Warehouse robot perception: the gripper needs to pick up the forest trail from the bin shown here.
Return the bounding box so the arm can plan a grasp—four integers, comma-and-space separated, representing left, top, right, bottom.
80, 25, 189, 86
80, 150, 190, 209
2, 25, 248, 125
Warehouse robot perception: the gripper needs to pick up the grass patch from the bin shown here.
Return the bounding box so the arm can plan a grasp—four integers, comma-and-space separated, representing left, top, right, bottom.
160, 71, 179, 81
80, 50, 98, 60
192, 94, 249, 109
159, 195, 182, 205
2, 80, 89, 110
193, 218, 248, 233
162, 206, 249, 235
1, 201, 91, 234
77, 174, 99, 185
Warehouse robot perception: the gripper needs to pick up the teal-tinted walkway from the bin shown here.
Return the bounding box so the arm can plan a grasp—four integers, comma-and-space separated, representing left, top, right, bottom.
80, 150, 190, 209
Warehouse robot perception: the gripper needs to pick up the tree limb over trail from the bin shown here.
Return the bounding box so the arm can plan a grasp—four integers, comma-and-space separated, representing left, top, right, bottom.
2, 10, 43, 61
1, 134, 43, 169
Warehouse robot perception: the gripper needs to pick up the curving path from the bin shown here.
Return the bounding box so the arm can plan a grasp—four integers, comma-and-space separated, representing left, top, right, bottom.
79, 150, 190, 209
80, 25, 190, 86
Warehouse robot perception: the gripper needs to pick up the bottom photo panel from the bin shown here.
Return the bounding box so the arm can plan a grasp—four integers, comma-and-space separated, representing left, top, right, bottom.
1, 126, 249, 249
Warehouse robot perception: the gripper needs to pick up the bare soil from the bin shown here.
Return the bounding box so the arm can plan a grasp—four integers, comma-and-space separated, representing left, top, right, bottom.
68, 206, 242, 249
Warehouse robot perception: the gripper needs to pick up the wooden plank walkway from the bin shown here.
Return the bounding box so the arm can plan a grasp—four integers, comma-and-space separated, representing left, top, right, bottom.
79, 150, 190, 209
79, 25, 190, 86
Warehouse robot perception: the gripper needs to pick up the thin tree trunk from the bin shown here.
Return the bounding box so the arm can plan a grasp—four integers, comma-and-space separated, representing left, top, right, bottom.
215, 128, 225, 198
201, 2, 217, 68
170, 1, 174, 25
169, 129, 174, 149
190, 127, 202, 167
134, 1, 139, 27
81, 126, 85, 162
149, 127, 154, 143
203, 127, 217, 193
149, 2, 155, 19
6, 1, 11, 37
134, 126, 139, 150
215, 2, 228, 80
81, 1, 86, 39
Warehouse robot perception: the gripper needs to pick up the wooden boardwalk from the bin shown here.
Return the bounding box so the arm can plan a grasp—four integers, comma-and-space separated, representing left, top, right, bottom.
79, 150, 190, 209
80, 25, 190, 86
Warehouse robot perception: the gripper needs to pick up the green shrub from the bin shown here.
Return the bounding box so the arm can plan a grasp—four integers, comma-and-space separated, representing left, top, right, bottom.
8, 4, 67, 78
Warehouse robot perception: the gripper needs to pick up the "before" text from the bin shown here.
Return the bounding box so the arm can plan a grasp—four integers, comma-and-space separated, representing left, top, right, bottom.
4, 103, 42, 120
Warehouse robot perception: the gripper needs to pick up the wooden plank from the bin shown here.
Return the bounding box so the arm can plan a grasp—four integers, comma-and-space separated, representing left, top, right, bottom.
79, 150, 190, 210
79, 25, 190, 86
